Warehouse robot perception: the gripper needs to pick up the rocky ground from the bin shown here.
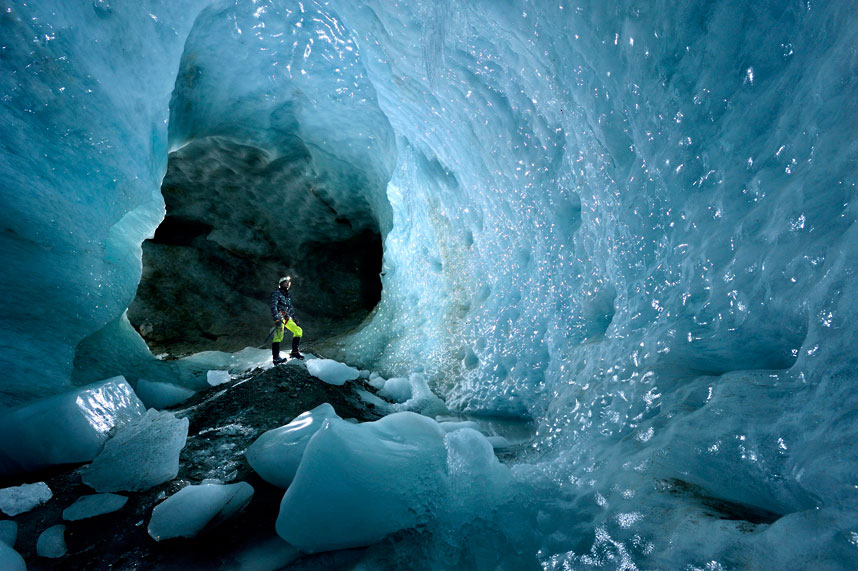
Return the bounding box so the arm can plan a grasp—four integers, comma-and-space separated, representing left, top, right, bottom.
8, 361, 389, 570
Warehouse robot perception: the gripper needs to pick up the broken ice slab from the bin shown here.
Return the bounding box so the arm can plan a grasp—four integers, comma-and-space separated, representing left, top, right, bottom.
135, 379, 195, 409
246, 403, 341, 489
148, 481, 254, 541
62, 493, 128, 521
82, 409, 188, 492
0, 377, 146, 477
0, 482, 52, 516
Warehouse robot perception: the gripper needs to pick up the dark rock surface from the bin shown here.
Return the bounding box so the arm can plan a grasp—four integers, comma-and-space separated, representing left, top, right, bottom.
6, 362, 387, 570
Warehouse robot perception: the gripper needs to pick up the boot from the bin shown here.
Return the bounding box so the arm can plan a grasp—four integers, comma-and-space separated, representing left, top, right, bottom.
272, 342, 285, 365
289, 337, 304, 360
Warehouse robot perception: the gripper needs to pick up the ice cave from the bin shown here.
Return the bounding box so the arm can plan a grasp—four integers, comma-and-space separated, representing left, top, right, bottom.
1, 0, 857, 569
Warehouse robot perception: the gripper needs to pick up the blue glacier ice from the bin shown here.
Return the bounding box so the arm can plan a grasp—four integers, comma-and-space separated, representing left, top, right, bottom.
2, 0, 858, 567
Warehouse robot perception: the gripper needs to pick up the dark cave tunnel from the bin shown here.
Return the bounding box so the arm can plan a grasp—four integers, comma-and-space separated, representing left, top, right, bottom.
128, 137, 384, 357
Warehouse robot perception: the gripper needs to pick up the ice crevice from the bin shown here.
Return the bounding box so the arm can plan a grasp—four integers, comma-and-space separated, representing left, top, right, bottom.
2, 0, 858, 568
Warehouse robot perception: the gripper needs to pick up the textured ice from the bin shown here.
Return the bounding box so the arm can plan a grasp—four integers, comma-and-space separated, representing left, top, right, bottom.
305, 359, 360, 386
0, 377, 146, 477
148, 481, 254, 541
135, 379, 195, 410
276, 412, 448, 552
0, 482, 52, 517
0, 520, 18, 546
2, 0, 858, 567
82, 409, 188, 492
63, 493, 128, 521
246, 403, 341, 489
36, 524, 66, 558
0, 542, 25, 571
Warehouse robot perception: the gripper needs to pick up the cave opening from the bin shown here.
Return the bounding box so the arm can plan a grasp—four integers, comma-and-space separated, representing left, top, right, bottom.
128, 136, 385, 358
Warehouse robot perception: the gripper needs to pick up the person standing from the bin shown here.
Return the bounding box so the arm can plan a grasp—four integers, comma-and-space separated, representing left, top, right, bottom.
270, 276, 304, 363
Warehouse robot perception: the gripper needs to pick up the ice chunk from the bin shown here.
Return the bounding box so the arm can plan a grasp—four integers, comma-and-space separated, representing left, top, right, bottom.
82, 409, 188, 492
0, 520, 18, 546
62, 493, 128, 521
36, 524, 66, 558
367, 373, 386, 390
393, 373, 448, 417
135, 379, 195, 410
0, 482, 52, 516
445, 428, 512, 505
355, 388, 392, 413
276, 412, 448, 552
246, 403, 341, 489
0, 377, 146, 476
305, 359, 360, 386
206, 370, 232, 386
0, 542, 25, 571
379, 377, 411, 402
148, 481, 254, 541
358, 369, 371, 379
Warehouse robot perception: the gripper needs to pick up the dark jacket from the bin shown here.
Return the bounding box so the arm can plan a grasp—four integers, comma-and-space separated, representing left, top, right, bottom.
270, 288, 296, 321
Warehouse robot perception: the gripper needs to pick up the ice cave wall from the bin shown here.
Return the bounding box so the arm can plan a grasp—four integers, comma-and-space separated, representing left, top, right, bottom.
2, 0, 858, 526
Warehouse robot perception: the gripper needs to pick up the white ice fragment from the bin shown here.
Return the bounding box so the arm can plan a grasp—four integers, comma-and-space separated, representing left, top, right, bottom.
0, 520, 18, 546
246, 403, 341, 489
63, 493, 128, 521
0, 542, 25, 570
82, 409, 188, 492
207, 370, 232, 386
0, 377, 146, 476
276, 412, 448, 552
358, 369, 370, 379
36, 524, 66, 558
379, 377, 411, 402
148, 481, 254, 540
135, 379, 195, 409
355, 388, 391, 413
367, 372, 386, 389
393, 373, 448, 416
0, 482, 52, 516
305, 359, 359, 386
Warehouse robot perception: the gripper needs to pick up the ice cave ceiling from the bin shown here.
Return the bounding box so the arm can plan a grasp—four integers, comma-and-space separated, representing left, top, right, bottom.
2, 0, 858, 566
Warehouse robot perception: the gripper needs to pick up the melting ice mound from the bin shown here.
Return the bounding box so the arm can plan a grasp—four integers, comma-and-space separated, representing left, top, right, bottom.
2, 0, 858, 567
276, 412, 448, 552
